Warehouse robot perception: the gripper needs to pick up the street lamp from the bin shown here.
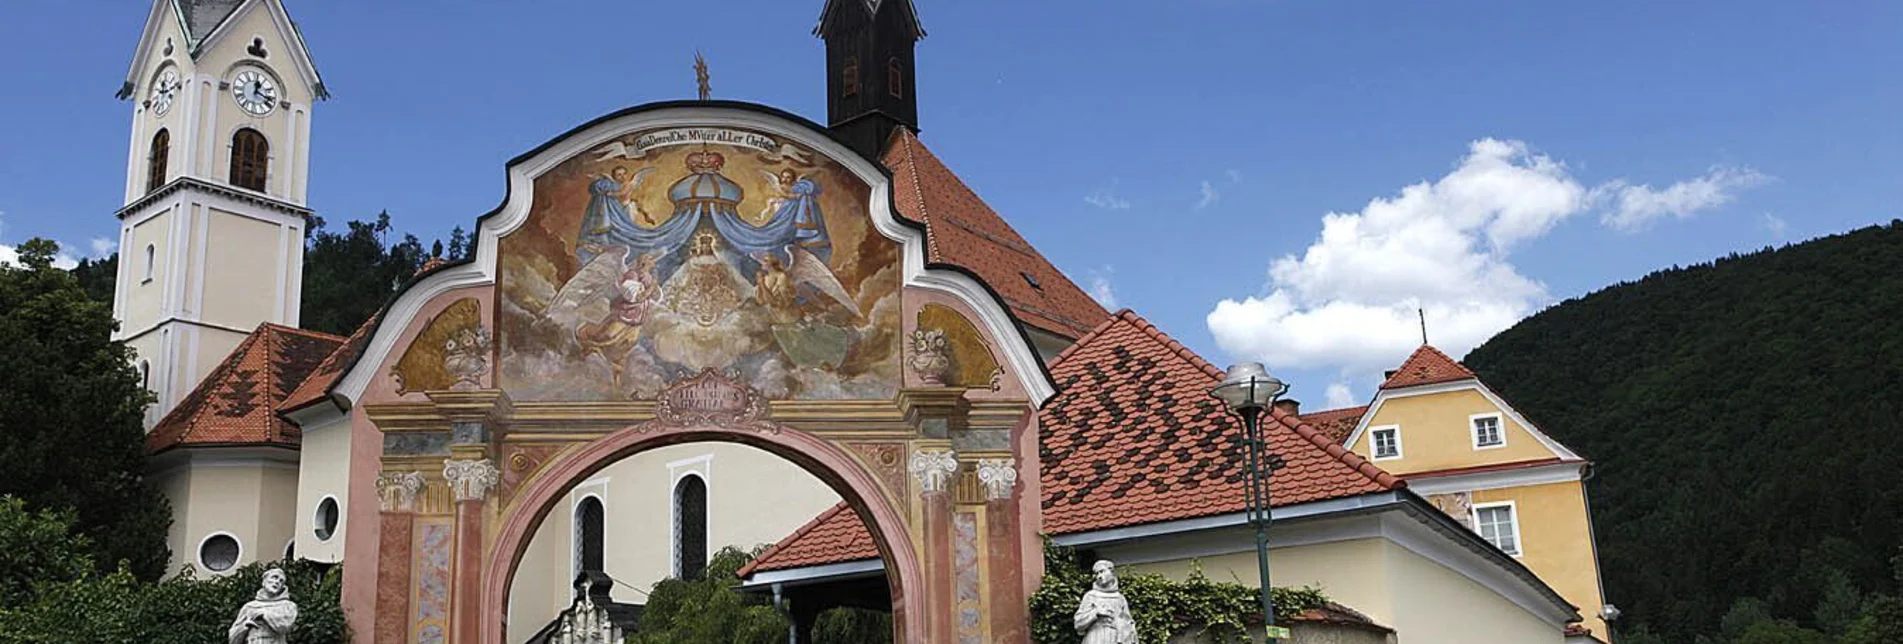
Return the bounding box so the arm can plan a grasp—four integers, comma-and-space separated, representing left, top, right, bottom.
1209, 362, 1291, 642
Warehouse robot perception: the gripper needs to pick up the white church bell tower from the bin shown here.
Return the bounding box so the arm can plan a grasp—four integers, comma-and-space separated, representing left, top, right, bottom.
113, 0, 326, 425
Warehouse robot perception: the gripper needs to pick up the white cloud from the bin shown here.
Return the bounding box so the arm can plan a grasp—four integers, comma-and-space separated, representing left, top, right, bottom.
1323, 381, 1359, 409
1760, 212, 1788, 239
1086, 265, 1118, 309
90, 237, 118, 257
1227, 169, 1243, 183
1208, 138, 1767, 382
0, 211, 83, 270
1207, 139, 1592, 378
1197, 180, 1220, 209
1084, 180, 1131, 210
1595, 166, 1768, 232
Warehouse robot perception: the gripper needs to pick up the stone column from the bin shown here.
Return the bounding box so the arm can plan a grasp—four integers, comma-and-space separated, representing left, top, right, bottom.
909, 446, 959, 643
978, 457, 1029, 643
443, 457, 499, 643
373, 471, 425, 644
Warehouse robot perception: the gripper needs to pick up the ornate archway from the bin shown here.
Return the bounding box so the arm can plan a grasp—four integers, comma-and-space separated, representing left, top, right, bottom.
342, 105, 1046, 644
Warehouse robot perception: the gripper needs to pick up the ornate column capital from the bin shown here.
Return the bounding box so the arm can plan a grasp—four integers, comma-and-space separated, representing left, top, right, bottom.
376, 471, 427, 513
976, 458, 1018, 501
443, 458, 501, 502
909, 448, 959, 495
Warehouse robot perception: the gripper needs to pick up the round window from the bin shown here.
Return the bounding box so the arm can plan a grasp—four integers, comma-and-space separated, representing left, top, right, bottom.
199, 533, 241, 572
314, 497, 340, 541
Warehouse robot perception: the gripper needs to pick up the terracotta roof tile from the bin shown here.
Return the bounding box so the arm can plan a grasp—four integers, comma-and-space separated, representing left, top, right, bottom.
735, 502, 879, 577
1038, 311, 1403, 535
1300, 405, 1368, 445
1378, 344, 1477, 390
881, 129, 1109, 338
280, 314, 379, 414
147, 323, 344, 453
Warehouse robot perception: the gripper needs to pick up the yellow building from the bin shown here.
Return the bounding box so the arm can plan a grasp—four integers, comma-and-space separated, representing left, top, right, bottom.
1335, 345, 1612, 642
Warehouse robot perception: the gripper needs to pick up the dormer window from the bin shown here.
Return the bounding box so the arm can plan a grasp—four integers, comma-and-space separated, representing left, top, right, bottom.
1471, 413, 1504, 449
1021, 272, 1042, 290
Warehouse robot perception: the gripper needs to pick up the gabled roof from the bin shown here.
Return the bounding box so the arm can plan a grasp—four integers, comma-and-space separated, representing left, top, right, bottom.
815, 0, 925, 39
1039, 310, 1403, 534
882, 129, 1109, 338
147, 323, 344, 453
1378, 344, 1477, 390
174, 0, 246, 47
735, 502, 879, 578
121, 0, 329, 100
1301, 405, 1368, 444
280, 314, 378, 415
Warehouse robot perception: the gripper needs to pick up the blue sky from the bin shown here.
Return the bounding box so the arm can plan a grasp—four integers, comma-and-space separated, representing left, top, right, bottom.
1, 0, 1899, 408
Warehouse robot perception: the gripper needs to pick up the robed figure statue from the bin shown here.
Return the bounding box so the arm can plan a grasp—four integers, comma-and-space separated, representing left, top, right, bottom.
228, 568, 299, 644
1075, 560, 1139, 644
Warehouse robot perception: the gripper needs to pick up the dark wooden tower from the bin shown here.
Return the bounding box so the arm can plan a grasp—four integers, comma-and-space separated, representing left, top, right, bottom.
817, 0, 925, 160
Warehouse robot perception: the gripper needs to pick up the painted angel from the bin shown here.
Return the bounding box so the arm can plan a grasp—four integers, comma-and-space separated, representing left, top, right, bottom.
577, 166, 655, 265
757, 168, 801, 220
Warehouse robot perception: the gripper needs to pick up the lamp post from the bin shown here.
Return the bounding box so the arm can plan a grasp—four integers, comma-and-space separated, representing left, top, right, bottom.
1210, 362, 1290, 642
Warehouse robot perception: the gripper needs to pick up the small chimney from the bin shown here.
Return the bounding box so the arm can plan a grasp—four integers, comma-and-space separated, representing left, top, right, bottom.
1273, 399, 1301, 417
1383, 369, 1398, 381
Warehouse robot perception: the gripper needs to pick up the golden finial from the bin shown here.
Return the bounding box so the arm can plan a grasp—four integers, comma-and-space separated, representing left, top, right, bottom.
695, 51, 711, 101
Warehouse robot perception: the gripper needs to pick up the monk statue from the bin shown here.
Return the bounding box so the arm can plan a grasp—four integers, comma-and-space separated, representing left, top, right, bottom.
228, 567, 298, 644
1074, 560, 1139, 644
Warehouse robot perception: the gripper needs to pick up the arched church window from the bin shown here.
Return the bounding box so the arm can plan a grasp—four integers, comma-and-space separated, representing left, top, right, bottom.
230, 128, 269, 192
575, 496, 604, 576
887, 57, 904, 99
140, 361, 151, 390
673, 475, 707, 580
143, 244, 156, 282
147, 129, 169, 193
842, 56, 859, 98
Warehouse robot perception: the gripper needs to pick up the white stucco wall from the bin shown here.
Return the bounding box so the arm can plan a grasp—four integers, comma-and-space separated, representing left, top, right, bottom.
292, 413, 351, 562
156, 453, 301, 577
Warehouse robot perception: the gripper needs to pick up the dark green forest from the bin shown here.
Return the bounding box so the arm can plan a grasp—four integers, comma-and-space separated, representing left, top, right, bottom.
1464, 220, 1903, 641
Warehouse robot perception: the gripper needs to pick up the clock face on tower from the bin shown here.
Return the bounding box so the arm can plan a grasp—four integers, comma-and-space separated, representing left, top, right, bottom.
230, 69, 278, 117
149, 68, 180, 116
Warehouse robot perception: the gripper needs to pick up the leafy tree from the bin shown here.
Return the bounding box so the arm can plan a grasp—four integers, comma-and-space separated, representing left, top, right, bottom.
627, 546, 789, 644
0, 497, 95, 610
69, 254, 116, 305
812, 607, 891, 644
298, 213, 471, 336
1464, 221, 1903, 640
1719, 597, 1772, 641
1814, 570, 1864, 636
1842, 595, 1903, 644
0, 239, 170, 581
1028, 542, 1326, 644
0, 558, 346, 643
1732, 619, 1828, 644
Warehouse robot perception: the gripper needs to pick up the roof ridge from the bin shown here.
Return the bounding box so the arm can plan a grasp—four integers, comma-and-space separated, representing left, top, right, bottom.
1269, 407, 1406, 491
883, 129, 940, 262
735, 501, 854, 578
258, 322, 347, 343
1046, 308, 1132, 368
1114, 310, 1226, 379
147, 325, 270, 450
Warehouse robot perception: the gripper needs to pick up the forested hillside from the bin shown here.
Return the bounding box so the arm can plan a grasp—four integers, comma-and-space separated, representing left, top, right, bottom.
1464, 220, 1903, 641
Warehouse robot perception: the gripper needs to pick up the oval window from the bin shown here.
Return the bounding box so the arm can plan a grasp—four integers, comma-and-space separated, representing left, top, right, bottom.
200, 533, 241, 572
314, 496, 340, 541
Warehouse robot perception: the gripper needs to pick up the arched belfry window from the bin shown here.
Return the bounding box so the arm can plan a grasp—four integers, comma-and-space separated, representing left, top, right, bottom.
147, 129, 169, 193
229, 128, 269, 192
672, 475, 707, 580
574, 496, 604, 577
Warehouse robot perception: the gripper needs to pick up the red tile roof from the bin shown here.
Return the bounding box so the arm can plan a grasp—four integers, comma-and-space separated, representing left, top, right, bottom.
1290, 602, 1394, 633
882, 129, 1109, 338
147, 323, 345, 453
280, 314, 379, 414
1301, 405, 1367, 445
735, 502, 880, 578
1039, 311, 1404, 535
1378, 344, 1478, 390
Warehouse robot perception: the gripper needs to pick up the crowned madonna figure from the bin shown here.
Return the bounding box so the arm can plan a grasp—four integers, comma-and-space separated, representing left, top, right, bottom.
228, 568, 299, 644
1075, 560, 1140, 644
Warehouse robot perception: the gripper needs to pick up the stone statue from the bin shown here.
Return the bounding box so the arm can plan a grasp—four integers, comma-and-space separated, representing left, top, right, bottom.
227, 567, 299, 644
1074, 560, 1139, 644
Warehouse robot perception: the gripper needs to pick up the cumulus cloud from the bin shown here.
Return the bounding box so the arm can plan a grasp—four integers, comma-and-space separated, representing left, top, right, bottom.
1760, 213, 1788, 239
1084, 180, 1131, 210
1086, 265, 1118, 309
0, 211, 85, 270
1197, 180, 1220, 209
1595, 166, 1769, 232
91, 237, 118, 257
1323, 381, 1359, 409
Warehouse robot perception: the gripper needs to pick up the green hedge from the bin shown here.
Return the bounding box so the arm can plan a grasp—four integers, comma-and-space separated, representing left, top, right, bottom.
0, 558, 346, 644
1029, 542, 1326, 644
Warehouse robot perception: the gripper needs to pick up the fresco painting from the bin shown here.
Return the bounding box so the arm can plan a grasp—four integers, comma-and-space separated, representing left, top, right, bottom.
498, 126, 901, 401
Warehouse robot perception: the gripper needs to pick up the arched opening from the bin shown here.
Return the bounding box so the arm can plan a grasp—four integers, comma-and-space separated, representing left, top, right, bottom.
672, 473, 707, 580
142, 244, 156, 282
486, 427, 924, 644
229, 128, 269, 192
139, 360, 151, 391
146, 128, 169, 193
574, 495, 604, 577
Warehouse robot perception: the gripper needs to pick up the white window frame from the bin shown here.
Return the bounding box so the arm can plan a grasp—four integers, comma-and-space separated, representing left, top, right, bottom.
312, 494, 340, 542
1470, 412, 1507, 450
197, 530, 244, 573
567, 477, 609, 589
1369, 425, 1403, 461
1471, 501, 1523, 557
